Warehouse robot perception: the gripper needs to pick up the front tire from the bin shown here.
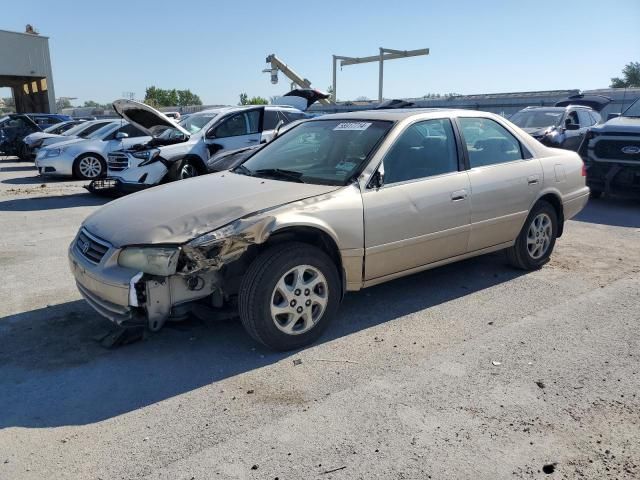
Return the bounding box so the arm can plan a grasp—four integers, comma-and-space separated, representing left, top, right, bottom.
167, 158, 201, 181
238, 242, 341, 351
507, 200, 558, 270
72, 153, 106, 180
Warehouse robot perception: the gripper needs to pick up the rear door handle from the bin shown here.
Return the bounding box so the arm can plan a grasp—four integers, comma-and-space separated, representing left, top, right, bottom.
451, 189, 468, 201
528, 175, 540, 185
247, 139, 259, 143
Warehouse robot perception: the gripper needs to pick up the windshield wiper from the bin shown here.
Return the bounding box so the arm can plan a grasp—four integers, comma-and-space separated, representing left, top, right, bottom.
232, 164, 254, 176
254, 168, 306, 183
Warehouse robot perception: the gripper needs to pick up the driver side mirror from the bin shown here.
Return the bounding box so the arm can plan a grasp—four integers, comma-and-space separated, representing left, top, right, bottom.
370, 168, 385, 189
115, 132, 129, 139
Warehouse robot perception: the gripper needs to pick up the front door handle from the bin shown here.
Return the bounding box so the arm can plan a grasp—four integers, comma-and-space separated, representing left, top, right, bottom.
528, 175, 540, 185
247, 139, 259, 143
451, 189, 468, 201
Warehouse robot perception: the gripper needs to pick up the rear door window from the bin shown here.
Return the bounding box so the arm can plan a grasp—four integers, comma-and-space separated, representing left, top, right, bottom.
459, 117, 523, 168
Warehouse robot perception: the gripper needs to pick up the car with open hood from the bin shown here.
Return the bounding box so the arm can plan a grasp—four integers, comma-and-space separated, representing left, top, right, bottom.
90, 100, 309, 195
20, 119, 114, 161
510, 94, 609, 151
69, 108, 589, 350
0, 113, 72, 156
35, 120, 150, 179
579, 96, 640, 198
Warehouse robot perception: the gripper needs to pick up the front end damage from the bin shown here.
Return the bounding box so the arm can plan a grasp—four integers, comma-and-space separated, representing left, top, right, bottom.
70, 216, 277, 331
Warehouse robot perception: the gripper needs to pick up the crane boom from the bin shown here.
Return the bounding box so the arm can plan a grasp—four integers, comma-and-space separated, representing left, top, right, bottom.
264, 54, 332, 105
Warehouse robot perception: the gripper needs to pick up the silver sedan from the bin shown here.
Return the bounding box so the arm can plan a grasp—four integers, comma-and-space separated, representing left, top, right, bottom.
69, 109, 589, 350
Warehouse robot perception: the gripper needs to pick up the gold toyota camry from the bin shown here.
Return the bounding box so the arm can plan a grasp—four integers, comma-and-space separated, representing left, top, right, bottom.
69, 109, 589, 350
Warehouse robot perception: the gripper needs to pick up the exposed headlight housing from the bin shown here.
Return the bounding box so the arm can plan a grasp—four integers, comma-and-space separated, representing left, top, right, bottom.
118, 246, 180, 276
188, 224, 237, 248
132, 148, 161, 166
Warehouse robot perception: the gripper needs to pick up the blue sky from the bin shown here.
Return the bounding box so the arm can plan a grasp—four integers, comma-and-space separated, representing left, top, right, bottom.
3, 0, 639, 106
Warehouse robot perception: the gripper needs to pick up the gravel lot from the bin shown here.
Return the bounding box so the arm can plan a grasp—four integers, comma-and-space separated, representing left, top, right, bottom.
0, 155, 639, 480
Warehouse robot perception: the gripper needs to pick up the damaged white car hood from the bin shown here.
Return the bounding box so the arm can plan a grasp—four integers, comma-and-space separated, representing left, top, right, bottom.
83, 172, 340, 247
112, 99, 190, 138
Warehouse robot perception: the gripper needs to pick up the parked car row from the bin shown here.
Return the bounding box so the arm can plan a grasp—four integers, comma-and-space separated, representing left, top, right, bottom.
68, 108, 589, 350
0, 113, 72, 156
511, 93, 640, 198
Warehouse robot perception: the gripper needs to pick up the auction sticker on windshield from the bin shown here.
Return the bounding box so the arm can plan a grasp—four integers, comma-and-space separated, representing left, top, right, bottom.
333, 122, 372, 131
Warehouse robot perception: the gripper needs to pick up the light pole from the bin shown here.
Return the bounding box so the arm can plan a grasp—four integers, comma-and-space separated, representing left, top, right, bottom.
332, 47, 430, 103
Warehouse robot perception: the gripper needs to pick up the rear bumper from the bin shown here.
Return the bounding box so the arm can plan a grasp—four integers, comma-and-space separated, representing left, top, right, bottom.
563, 189, 590, 220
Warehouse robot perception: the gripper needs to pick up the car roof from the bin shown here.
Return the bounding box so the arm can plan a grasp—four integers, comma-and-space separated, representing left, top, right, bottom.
306, 108, 493, 122
522, 105, 593, 112
194, 105, 301, 116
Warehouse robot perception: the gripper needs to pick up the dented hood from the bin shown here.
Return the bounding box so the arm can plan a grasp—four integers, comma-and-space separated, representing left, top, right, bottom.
83, 172, 339, 247
112, 99, 190, 138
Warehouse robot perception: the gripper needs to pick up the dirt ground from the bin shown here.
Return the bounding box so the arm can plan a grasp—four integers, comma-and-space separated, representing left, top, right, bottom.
0, 155, 639, 479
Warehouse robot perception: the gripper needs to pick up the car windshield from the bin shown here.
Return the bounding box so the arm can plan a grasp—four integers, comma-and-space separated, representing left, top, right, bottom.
154, 113, 218, 140
237, 119, 393, 186
510, 110, 564, 129
622, 98, 640, 117
86, 122, 119, 139
43, 122, 69, 133
61, 122, 89, 136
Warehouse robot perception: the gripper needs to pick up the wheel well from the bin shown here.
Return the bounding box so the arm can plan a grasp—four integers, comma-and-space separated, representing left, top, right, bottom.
537, 193, 564, 237
262, 227, 345, 295
182, 155, 207, 174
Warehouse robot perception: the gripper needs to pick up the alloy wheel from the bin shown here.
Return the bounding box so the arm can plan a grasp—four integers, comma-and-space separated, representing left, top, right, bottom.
527, 213, 552, 259
78, 156, 103, 178
270, 265, 329, 335
180, 163, 198, 179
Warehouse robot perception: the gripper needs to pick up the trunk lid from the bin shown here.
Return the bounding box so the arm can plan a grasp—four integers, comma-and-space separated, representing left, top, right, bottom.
555, 94, 611, 112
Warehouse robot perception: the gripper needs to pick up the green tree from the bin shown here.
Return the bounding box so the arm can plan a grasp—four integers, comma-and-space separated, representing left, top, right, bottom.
145, 86, 202, 107
238, 93, 269, 105
83, 100, 104, 108
610, 62, 640, 88
56, 98, 72, 110
176, 89, 202, 106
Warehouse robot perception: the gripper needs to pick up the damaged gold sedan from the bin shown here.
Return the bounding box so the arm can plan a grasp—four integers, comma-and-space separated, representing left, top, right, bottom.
69, 109, 589, 350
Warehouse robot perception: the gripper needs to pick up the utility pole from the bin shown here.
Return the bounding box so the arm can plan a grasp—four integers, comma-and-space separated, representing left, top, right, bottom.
332, 47, 429, 103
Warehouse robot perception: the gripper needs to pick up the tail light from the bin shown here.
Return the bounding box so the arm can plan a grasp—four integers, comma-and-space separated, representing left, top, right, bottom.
581, 163, 587, 176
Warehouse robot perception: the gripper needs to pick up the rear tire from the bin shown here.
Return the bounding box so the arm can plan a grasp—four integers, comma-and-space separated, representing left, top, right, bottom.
238, 242, 341, 351
507, 200, 558, 270
72, 153, 106, 180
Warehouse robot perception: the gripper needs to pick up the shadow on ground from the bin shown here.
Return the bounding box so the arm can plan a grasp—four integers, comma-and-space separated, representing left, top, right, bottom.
0, 252, 524, 429
0, 193, 108, 211
0, 166, 37, 173
573, 197, 640, 228
1, 175, 79, 186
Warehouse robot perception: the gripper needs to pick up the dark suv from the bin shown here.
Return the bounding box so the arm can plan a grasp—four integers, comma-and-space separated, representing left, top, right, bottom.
580, 97, 640, 198
510, 99, 605, 151
0, 113, 72, 156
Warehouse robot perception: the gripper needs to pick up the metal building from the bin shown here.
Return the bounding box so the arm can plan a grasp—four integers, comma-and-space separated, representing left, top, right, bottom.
0, 28, 56, 113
